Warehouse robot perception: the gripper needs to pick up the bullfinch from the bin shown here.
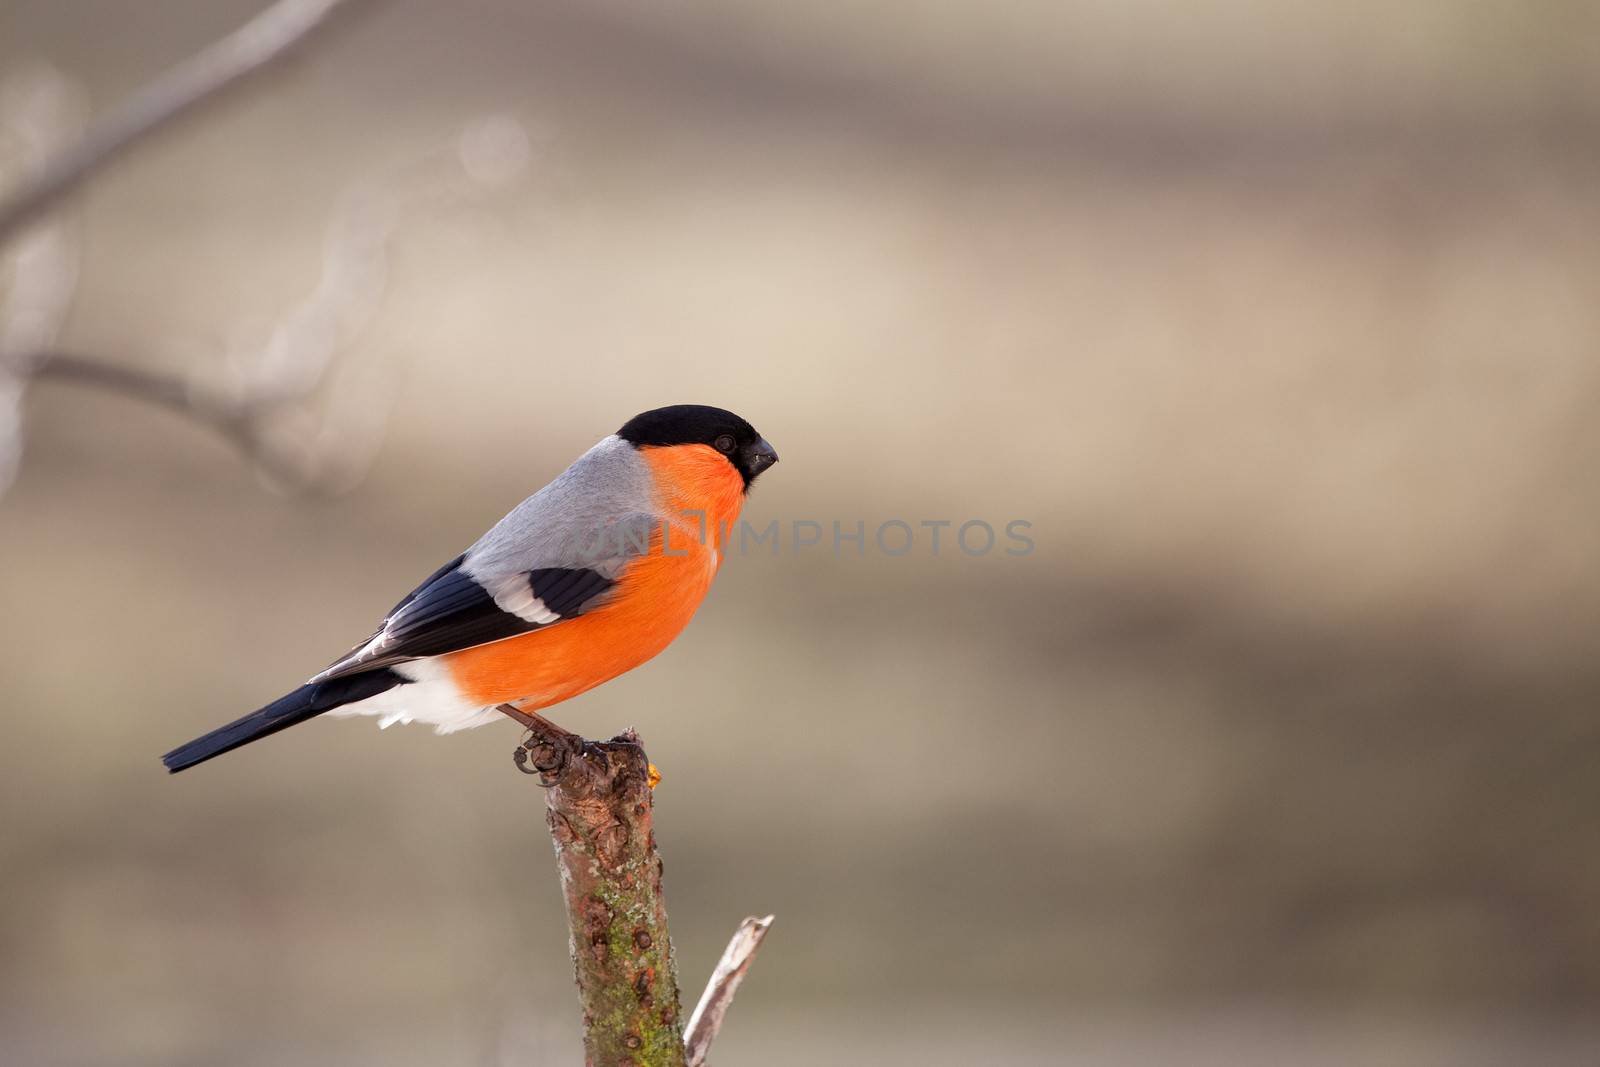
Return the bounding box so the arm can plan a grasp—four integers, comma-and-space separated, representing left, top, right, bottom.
162, 405, 778, 772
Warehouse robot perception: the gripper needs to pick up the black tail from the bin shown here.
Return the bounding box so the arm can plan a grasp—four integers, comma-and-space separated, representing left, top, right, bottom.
162, 669, 405, 773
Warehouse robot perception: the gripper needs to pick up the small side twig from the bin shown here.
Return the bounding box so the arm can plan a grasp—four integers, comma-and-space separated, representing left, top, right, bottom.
502, 706, 772, 1066
683, 915, 774, 1067
0, 0, 369, 247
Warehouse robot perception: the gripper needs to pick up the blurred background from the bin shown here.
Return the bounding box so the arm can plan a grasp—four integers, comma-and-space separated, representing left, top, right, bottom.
3, 1, 1599, 1064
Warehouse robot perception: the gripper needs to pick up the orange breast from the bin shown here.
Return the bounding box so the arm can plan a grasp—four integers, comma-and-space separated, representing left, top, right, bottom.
443, 444, 747, 710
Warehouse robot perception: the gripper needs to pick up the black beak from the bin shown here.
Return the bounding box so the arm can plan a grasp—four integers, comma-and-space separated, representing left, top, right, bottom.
742, 437, 779, 478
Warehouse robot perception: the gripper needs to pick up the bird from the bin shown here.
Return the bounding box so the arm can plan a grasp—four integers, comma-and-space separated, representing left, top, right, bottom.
162, 405, 778, 772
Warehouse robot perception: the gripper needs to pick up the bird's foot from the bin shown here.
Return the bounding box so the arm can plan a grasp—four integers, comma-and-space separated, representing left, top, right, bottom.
501, 704, 586, 786
513, 727, 583, 785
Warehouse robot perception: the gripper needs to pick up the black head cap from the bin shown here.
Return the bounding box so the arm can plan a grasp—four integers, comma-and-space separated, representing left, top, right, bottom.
617, 405, 779, 489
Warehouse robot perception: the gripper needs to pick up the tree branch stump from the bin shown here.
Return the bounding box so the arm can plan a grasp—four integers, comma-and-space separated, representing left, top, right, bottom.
503, 704, 773, 1066
506, 707, 687, 1066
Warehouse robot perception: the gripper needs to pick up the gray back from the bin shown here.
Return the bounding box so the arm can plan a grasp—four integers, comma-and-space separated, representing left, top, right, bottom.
461, 435, 658, 582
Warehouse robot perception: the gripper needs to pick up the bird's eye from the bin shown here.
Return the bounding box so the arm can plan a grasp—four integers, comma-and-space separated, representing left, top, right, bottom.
713, 434, 736, 453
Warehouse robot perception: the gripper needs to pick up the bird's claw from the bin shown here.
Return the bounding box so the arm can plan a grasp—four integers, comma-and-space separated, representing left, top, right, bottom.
513, 728, 575, 786
512, 743, 540, 776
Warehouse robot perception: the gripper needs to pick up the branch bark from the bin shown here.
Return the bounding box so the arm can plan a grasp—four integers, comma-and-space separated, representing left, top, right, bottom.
0, 0, 368, 247
508, 706, 688, 1066
502, 705, 771, 1066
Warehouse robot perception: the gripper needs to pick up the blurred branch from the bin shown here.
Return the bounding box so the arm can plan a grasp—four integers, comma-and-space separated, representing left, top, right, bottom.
503, 706, 772, 1066
24, 351, 314, 486
7, 106, 533, 496
0, 0, 387, 498
0, 0, 368, 248
0, 68, 85, 493
12, 167, 399, 495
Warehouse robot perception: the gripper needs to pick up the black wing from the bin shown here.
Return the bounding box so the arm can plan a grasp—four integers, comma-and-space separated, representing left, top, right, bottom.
311, 557, 616, 682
